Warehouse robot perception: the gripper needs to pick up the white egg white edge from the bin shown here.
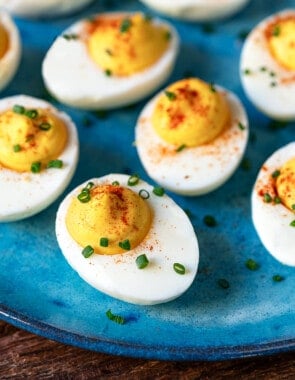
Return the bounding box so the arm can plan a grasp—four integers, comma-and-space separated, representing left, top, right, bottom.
0, 95, 79, 222
135, 85, 249, 196
42, 12, 180, 110
251, 142, 295, 266
240, 9, 295, 121
0, 0, 94, 18
139, 0, 250, 21
0, 11, 21, 92
55, 173, 199, 305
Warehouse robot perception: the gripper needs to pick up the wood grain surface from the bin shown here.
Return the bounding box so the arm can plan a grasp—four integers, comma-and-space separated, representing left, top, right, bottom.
1, 320, 294, 379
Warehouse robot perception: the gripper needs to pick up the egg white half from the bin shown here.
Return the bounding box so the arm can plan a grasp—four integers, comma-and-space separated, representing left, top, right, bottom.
0, 95, 79, 222
251, 142, 295, 266
139, 0, 250, 21
0, 0, 94, 18
56, 174, 199, 305
42, 12, 179, 110
135, 85, 249, 196
0, 11, 21, 92
240, 9, 295, 121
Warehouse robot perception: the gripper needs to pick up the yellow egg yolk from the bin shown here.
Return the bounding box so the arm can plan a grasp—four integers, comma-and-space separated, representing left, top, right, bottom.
0, 22, 9, 59
276, 157, 295, 212
86, 13, 170, 76
152, 78, 230, 147
0, 106, 68, 172
266, 15, 295, 71
65, 184, 152, 255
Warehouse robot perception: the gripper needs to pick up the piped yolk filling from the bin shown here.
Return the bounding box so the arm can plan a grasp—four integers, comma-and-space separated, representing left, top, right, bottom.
276, 157, 295, 211
86, 13, 170, 76
0, 22, 9, 59
0, 106, 68, 172
266, 15, 295, 71
152, 78, 230, 147
65, 184, 152, 255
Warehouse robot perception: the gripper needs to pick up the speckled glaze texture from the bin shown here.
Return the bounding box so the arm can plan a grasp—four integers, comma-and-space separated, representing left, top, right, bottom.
0, 0, 294, 361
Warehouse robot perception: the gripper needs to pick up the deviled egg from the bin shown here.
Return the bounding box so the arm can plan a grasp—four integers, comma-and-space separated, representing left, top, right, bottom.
0, 95, 79, 222
56, 173, 199, 305
0, 11, 21, 92
240, 9, 295, 120
252, 142, 295, 266
42, 12, 179, 110
135, 77, 249, 196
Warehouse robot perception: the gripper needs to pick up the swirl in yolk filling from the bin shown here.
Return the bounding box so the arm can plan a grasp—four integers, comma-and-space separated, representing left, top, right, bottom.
86, 13, 170, 76
276, 157, 295, 211
151, 78, 230, 147
265, 15, 295, 71
65, 184, 152, 255
0, 105, 67, 172
0, 22, 8, 59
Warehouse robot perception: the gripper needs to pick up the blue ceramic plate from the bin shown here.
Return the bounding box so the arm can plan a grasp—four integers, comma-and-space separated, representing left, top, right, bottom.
0, 0, 294, 361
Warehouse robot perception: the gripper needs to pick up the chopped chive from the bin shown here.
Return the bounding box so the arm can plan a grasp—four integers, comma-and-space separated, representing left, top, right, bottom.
272, 169, 280, 178
274, 196, 281, 204
292, 204, 295, 211
269, 71, 276, 77
165, 30, 171, 40
164, 90, 176, 101
100, 237, 109, 247
152, 186, 165, 196
85, 182, 94, 190
63, 33, 79, 40
272, 274, 284, 282
260, 66, 267, 72
263, 193, 272, 203
105, 69, 112, 77
272, 25, 280, 36
136, 254, 149, 269
217, 278, 230, 289
77, 189, 91, 203
203, 215, 217, 227
139, 189, 150, 199
13, 144, 21, 152
31, 161, 41, 173
270, 81, 277, 87
119, 239, 131, 250
127, 174, 140, 186
82, 245, 94, 258
106, 309, 125, 324
112, 180, 120, 186
238, 122, 246, 130
243, 68, 251, 75
173, 263, 186, 275
209, 82, 216, 92
120, 18, 132, 33
12, 104, 25, 114
105, 48, 113, 56
290, 220, 295, 227
245, 258, 259, 271
39, 122, 51, 131
47, 159, 63, 169
25, 109, 38, 119
175, 144, 186, 152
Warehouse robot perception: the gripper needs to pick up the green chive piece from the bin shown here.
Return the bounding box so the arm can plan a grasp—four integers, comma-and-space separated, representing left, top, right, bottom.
139, 189, 150, 199
165, 30, 171, 40
13, 104, 25, 114
100, 237, 109, 247
106, 309, 125, 324
25, 109, 38, 119
272, 274, 284, 282
263, 193, 272, 203
77, 189, 91, 203
209, 82, 216, 92
136, 254, 149, 269
203, 215, 217, 227
85, 182, 94, 190
175, 144, 186, 152
292, 204, 295, 211
238, 122, 246, 130
274, 196, 281, 204
272, 169, 280, 178
119, 239, 131, 250
173, 263, 186, 275
152, 186, 165, 196
105, 69, 112, 77
39, 122, 51, 131
270, 81, 277, 87
217, 278, 230, 289
112, 181, 120, 186
243, 68, 251, 75
269, 71, 276, 77
105, 48, 113, 56
13, 144, 21, 152
63, 33, 79, 40
245, 258, 259, 271
47, 159, 63, 169
128, 174, 140, 186
290, 220, 295, 227
164, 90, 176, 101
272, 25, 280, 36
120, 18, 132, 33
31, 161, 41, 173
82, 245, 94, 258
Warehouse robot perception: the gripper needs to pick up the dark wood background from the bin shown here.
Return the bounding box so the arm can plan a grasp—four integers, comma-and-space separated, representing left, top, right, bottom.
1, 320, 294, 379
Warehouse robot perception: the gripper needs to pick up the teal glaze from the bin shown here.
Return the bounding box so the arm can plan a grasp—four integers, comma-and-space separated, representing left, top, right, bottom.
0, 0, 294, 360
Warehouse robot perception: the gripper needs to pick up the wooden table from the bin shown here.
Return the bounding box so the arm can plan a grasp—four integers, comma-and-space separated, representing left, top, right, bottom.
1, 320, 294, 378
